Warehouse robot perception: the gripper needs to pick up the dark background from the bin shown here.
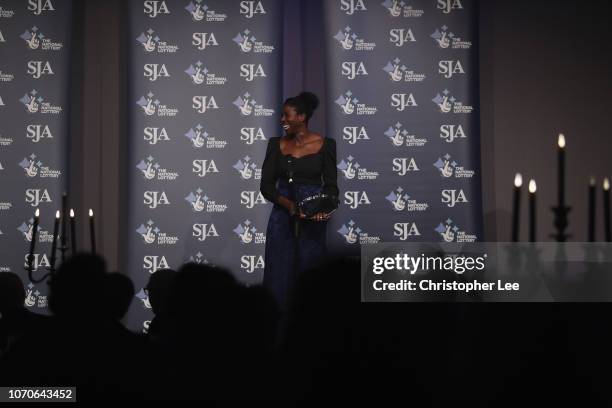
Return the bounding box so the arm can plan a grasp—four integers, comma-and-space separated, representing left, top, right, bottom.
67, 0, 612, 271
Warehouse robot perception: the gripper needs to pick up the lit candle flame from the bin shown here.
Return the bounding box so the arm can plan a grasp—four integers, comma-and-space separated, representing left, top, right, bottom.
89, 209, 94, 217
35, 208, 40, 217
529, 180, 537, 194
70, 209, 75, 218
55, 210, 60, 219
514, 173, 523, 188
604, 178, 610, 191
558, 133, 566, 149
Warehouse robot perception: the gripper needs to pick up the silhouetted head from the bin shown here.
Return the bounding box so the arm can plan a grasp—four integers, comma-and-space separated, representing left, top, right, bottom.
0, 272, 26, 315
281, 91, 319, 133
48, 253, 107, 318
145, 268, 176, 315
103, 272, 135, 320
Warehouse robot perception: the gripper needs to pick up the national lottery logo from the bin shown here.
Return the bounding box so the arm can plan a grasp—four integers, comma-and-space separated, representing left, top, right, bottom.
0, 4, 16, 17
17, 219, 53, 243
186, 251, 213, 265
337, 155, 379, 181
382, 57, 425, 82
433, 153, 475, 178
233, 92, 274, 116
185, 0, 227, 22
233, 29, 274, 53
233, 219, 266, 244
19, 154, 61, 178
381, 0, 424, 18
185, 188, 228, 213
385, 187, 428, 212
24, 282, 47, 309
136, 91, 178, 117
20, 26, 63, 51
233, 156, 262, 180
432, 89, 473, 114
337, 220, 381, 245
0, 132, 14, 146
19, 89, 62, 114
136, 156, 179, 181
333, 26, 376, 51
136, 219, 179, 245
185, 60, 227, 85
0, 69, 14, 82
185, 124, 227, 149
136, 28, 179, 53
385, 122, 427, 147
435, 218, 476, 243
135, 288, 152, 309
430, 25, 472, 49
335, 91, 377, 115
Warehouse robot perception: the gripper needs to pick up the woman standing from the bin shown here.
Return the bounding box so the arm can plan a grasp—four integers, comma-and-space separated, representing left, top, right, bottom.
260, 92, 339, 309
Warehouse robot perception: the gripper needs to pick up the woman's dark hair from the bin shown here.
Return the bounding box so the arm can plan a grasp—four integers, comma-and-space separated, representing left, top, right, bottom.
284, 91, 320, 122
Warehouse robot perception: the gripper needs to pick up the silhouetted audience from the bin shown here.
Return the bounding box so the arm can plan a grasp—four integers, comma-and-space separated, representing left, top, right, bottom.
0, 252, 606, 405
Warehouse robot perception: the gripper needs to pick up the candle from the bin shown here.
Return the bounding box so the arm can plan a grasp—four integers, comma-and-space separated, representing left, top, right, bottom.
604, 177, 611, 242
529, 179, 537, 242
588, 177, 596, 242
557, 134, 566, 209
70, 209, 76, 255
511, 173, 522, 242
61, 192, 67, 262
89, 209, 96, 254
50, 210, 60, 270
27, 209, 40, 271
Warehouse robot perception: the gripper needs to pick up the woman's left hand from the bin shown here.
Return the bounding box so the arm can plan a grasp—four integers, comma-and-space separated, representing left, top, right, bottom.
310, 212, 330, 222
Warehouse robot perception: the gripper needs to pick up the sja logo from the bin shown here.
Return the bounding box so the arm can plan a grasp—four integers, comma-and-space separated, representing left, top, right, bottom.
26, 125, 53, 143
344, 191, 371, 209
339, 0, 367, 15
240, 63, 266, 82
441, 189, 468, 207
192, 32, 219, 50
192, 95, 219, 113
192, 223, 220, 242
341, 61, 368, 80
143, 191, 170, 209
241, 255, 264, 273
25, 189, 52, 207
192, 159, 219, 177
240, 127, 267, 145
144, 63, 170, 81
23, 253, 50, 272
143, 127, 170, 145
392, 158, 419, 176
393, 222, 421, 241
389, 28, 416, 47
28, 0, 54, 15
239, 1, 266, 18
390, 93, 417, 111
438, 60, 465, 79
143, 255, 170, 273
143, 0, 169, 18
240, 191, 266, 209
27, 61, 54, 79
342, 126, 369, 145
437, 0, 464, 14
440, 124, 467, 143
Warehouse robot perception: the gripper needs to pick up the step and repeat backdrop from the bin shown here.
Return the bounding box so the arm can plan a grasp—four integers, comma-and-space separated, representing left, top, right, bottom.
0, 0, 481, 329
0, 0, 72, 314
